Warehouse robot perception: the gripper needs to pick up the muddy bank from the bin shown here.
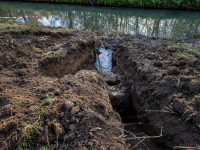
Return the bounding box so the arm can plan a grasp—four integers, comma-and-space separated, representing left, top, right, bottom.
114, 35, 200, 149
0, 30, 127, 150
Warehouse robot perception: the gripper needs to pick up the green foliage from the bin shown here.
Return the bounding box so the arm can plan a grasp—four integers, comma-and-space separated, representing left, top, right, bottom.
40, 145, 49, 150
6, 0, 200, 8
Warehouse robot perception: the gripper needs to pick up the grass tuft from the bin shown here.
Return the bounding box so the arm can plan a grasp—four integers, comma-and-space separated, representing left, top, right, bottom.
170, 43, 200, 60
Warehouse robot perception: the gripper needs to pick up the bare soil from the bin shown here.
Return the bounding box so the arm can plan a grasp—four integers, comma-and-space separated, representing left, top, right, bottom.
0, 30, 127, 150
114, 35, 200, 149
1, 29, 200, 150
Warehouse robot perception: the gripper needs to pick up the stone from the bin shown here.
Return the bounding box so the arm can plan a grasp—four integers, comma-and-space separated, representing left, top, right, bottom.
54, 88, 62, 96
68, 132, 76, 140
88, 141, 93, 147
71, 106, 80, 115
89, 132, 94, 137
53, 122, 65, 137
77, 112, 83, 117
101, 71, 120, 86
66, 120, 70, 123
69, 124, 76, 131
71, 117, 76, 123
65, 101, 74, 109
76, 119, 79, 123
99, 146, 105, 150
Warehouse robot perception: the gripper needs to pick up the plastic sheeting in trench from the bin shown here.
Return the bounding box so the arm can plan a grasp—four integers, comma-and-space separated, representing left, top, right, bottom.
95, 48, 114, 72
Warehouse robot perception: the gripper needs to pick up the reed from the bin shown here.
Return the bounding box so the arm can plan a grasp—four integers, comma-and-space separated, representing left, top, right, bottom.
2, 0, 200, 9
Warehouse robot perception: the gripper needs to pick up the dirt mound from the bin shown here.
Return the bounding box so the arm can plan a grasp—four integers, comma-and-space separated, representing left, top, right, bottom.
0, 31, 127, 150
115, 36, 200, 149
39, 36, 96, 78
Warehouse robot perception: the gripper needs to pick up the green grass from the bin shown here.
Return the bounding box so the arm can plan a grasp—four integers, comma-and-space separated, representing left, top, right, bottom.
30, 96, 56, 115
17, 117, 41, 150
40, 145, 49, 150
170, 43, 200, 60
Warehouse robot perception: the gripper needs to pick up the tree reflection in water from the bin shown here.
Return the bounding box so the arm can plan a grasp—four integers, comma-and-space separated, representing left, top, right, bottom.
1, 1, 200, 39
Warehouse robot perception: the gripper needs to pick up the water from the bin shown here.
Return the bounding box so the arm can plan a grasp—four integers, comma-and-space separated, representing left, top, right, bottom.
1, 1, 200, 39
95, 49, 113, 72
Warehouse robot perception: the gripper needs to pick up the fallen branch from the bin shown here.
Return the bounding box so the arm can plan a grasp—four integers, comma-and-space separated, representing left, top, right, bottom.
174, 146, 200, 150
123, 122, 142, 126
124, 129, 149, 150
125, 126, 163, 140
145, 107, 176, 114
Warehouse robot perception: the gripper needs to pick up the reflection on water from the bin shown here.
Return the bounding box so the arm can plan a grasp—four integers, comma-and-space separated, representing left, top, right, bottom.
95, 50, 113, 72
1, 1, 200, 39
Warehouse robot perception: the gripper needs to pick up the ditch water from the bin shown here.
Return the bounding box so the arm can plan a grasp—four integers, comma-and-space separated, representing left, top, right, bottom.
1, 1, 200, 39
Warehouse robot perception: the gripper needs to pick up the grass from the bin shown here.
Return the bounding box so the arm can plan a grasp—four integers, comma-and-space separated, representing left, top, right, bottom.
17, 96, 57, 149
17, 117, 41, 150
170, 43, 200, 60
30, 96, 56, 115
45, 49, 67, 60
40, 145, 49, 150
0, 21, 36, 33
38, 36, 49, 41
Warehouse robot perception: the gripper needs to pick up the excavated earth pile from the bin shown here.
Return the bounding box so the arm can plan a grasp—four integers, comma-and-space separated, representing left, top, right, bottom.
114, 36, 200, 149
0, 31, 127, 150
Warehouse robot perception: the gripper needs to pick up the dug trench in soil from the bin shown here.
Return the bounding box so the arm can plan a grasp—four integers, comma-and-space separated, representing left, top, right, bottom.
2, 27, 200, 150
113, 35, 200, 149
0, 30, 128, 150
96, 36, 165, 149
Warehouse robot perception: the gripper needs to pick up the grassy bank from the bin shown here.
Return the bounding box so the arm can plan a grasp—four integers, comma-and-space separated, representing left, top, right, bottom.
1, 0, 200, 9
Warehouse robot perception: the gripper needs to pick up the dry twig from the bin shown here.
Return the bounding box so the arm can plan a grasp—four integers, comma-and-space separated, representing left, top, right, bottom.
125, 126, 163, 140
174, 146, 200, 150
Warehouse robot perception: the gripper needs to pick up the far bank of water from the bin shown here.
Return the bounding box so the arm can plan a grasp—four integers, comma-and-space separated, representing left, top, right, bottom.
1, 1, 200, 39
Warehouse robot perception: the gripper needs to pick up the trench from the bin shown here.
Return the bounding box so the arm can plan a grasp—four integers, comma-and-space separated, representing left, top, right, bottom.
37, 32, 166, 149
96, 49, 136, 122
94, 47, 165, 150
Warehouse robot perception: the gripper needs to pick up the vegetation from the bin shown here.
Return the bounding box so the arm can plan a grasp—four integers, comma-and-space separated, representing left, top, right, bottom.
5, 0, 200, 9
30, 96, 56, 115
17, 117, 41, 150
170, 43, 200, 60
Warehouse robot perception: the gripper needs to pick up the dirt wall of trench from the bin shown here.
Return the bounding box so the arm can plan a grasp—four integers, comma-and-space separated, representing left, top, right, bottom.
114, 36, 200, 149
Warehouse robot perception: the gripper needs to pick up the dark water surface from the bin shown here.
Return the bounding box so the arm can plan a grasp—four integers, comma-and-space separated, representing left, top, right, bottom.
1, 1, 200, 39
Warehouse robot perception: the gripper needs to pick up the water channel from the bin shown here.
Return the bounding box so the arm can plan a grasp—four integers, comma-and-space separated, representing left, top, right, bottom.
1, 1, 200, 39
